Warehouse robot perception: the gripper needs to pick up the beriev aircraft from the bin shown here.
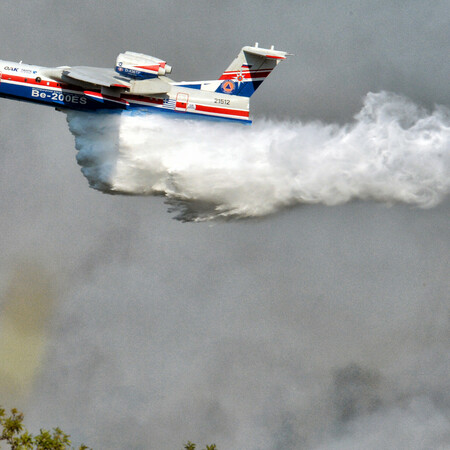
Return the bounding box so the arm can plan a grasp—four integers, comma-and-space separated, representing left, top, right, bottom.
0, 44, 289, 123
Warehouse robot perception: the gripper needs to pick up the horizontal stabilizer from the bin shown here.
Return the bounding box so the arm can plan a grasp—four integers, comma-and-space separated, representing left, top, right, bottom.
242, 45, 289, 60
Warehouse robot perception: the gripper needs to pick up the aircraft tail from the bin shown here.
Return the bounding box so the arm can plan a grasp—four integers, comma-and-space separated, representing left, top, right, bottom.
215, 44, 289, 97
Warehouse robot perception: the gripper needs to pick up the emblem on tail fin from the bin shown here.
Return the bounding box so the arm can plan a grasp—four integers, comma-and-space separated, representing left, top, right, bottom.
219, 80, 236, 94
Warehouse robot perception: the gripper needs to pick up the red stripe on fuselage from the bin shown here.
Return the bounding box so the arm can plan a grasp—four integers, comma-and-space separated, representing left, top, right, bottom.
195, 104, 249, 117
0, 73, 84, 92
1, 73, 60, 88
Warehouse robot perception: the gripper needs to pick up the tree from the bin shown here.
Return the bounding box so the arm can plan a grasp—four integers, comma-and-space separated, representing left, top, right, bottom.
0, 406, 89, 450
184, 442, 217, 450
2, 406, 218, 450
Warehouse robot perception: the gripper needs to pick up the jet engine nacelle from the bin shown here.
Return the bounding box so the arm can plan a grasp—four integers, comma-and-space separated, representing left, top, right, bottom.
115, 51, 172, 80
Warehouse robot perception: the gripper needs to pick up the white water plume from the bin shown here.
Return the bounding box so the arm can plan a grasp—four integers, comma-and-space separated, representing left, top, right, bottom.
66, 92, 450, 221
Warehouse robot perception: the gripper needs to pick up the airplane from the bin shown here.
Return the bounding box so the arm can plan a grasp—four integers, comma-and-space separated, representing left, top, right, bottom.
0, 43, 289, 124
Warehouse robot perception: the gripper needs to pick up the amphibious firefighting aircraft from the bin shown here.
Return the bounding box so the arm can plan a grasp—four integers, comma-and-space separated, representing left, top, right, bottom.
0, 44, 289, 124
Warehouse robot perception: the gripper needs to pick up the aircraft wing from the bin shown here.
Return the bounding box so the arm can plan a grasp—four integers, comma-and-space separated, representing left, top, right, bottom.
63, 67, 131, 88
60, 66, 171, 94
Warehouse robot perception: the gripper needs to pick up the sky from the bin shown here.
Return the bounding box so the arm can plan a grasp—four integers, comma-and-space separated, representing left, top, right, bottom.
0, 1, 449, 449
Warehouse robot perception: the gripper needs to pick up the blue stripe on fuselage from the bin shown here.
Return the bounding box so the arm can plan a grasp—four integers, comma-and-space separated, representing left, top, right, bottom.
0, 81, 119, 111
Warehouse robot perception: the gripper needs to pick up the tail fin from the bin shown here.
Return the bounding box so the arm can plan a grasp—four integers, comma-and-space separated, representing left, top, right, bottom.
216, 43, 289, 97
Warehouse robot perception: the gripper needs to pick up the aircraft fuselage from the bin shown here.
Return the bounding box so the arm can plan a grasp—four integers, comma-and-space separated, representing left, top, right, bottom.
0, 60, 250, 123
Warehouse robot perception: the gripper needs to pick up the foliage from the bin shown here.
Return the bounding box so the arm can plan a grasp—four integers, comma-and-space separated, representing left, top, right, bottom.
184, 442, 217, 450
0, 407, 89, 450
2, 406, 217, 450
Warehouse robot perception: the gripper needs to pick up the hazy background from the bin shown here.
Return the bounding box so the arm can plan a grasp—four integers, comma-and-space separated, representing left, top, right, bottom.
0, 1, 449, 449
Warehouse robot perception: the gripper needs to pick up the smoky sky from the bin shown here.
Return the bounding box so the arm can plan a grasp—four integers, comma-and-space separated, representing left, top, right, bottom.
2, 0, 449, 121
0, 1, 449, 449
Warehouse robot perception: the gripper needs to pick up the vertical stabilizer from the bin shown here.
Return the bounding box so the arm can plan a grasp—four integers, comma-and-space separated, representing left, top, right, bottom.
216, 44, 289, 97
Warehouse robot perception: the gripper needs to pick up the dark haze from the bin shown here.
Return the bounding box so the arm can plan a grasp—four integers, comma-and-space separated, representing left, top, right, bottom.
0, 1, 449, 449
